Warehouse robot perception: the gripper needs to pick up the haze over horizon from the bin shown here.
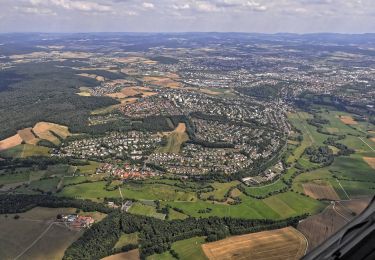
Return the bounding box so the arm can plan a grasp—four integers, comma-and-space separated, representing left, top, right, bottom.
0, 0, 374, 34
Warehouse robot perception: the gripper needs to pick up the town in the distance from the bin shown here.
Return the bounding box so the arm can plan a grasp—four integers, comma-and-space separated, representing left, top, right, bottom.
0, 33, 374, 260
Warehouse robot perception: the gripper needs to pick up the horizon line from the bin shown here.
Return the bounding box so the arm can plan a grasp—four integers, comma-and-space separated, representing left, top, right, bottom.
1, 31, 375, 35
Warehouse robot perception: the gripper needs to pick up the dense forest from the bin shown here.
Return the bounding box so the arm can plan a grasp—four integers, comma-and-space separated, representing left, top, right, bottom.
237, 85, 280, 100
0, 194, 113, 214
305, 146, 334, 165
0, 63, 119, 139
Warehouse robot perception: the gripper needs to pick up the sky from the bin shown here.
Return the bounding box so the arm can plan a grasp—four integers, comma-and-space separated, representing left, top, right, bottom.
0, 0, 374, 33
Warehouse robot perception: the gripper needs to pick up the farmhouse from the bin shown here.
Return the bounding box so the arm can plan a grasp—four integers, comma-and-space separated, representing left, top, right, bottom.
61, 214, 95, 229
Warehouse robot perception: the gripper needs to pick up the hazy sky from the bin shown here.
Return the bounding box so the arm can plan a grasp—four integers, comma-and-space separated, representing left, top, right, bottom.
0, 0, 374, 33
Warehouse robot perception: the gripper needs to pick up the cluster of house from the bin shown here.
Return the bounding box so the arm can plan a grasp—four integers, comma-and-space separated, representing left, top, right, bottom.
96, 163, 159, 180
54, 131, 161, 160
59, 214, 95, 229
90, 79, 138, 96
193, 118, 263, 145
149, 143, 253, 176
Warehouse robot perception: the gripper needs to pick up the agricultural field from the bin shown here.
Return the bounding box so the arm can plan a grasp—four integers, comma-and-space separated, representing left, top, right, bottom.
363, 157, 375, 169
302, 181, 340, 200
148, 237, 207, 260
202, 227, 306, 260
298, 198, 370, 251
0, 164, 76, 193
287, 108, 375, 202
0, 207, 83, 260
0, 122, 71, 153
0, 144, 51, 158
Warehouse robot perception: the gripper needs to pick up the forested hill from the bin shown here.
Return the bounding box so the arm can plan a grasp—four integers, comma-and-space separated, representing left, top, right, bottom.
0, 63, 119, 139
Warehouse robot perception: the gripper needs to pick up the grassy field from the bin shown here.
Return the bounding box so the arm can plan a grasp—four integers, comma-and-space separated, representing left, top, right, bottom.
59, 181, 197, 202
0, 164, 79, 193
148, 237, 207, 260
200, 181, 240, 200
114, 232, 139, 249
128, 202, 166, 220
242, 179, 288, 197
168, 208, 189, 220
0, 171, 29, 185
167, 192, 324, 220
28, 177, 61, 193
76, 161, 101, 175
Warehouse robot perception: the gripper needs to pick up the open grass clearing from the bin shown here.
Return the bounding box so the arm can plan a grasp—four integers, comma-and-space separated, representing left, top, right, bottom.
156, 123, 189, 154
114, 232, 139, 249
200, 181, 239, 200
148, 237, 207, 260
128, 202, 166, 220
59, 181, 197, 202
242, 179, 287, 197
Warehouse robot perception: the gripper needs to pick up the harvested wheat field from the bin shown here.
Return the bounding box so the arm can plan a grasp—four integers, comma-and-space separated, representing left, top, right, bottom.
303, 182, 340, 200
0, 122, 70, 151
363, 157, 375, 169
77, 73, 105, 82
202, 227, 307, 260
122, 87, 156, 96
33, 122, 71, 145
0, 134, 23, 151
17, 128, 40, 145
339, 115, 357, 125
101, 249, 140, 260
143, 76, 182, 88
107, 87, 157, 100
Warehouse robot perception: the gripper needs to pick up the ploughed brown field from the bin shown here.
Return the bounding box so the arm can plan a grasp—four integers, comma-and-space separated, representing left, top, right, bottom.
363, 157, 375, 169
0, 134, 23, 151
101, 249, 140, 260
0, 122, 71, 151
339, 115, 357, 125
298, 198, 370, 251
303, 182, 340, 201
106, 87, 157, 100
202, 227, 307, 260
339, 197, 372, 215
143, 76, 182, 89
